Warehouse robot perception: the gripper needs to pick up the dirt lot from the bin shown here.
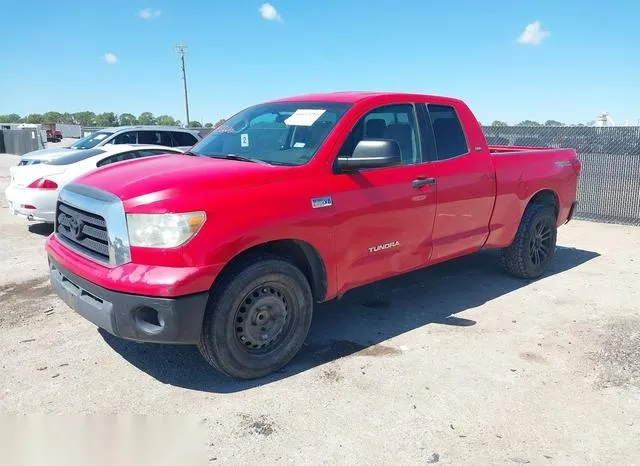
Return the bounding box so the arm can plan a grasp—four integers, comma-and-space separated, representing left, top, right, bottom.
1, 153, 639, 464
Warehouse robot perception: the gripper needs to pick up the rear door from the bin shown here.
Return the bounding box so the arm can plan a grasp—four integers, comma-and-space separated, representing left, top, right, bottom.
329, 102, 437, 292
420, 103, 496, 263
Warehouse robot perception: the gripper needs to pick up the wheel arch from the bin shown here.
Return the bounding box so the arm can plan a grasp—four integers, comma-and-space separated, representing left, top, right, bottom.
212, 239, 328, 303
526, 189, 559, 219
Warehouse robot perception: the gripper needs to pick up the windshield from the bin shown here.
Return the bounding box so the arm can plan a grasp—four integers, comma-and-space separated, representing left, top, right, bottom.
69, 131, 113, 149
188, 101, 351, 166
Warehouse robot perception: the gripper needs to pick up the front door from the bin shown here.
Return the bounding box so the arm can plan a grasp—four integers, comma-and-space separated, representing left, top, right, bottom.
329, 103, 437, 295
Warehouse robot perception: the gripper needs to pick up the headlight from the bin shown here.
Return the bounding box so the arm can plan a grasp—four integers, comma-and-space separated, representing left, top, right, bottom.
126, 212, 206, 248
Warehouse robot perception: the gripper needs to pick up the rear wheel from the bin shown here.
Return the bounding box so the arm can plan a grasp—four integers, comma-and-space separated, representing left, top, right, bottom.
501, 203, 557, 279
198, 256, 313, 379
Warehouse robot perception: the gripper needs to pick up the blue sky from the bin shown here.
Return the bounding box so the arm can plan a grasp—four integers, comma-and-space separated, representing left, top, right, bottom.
2, 0, 639, 125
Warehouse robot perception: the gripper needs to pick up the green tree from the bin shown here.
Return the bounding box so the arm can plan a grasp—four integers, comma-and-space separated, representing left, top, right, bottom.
188, 120, 202, 128
544, 120, 564, 126
204, 122, 213, 128
25, 114, 44, 124
73, 112, 96, 126
156, 115, 176, 126
119, 113, 138, 126
0, 113, 22, 123
60, 113, 75, 124
516, 120, 541, 126
213, 118, 226, 128
491, 120, 508, 127
42, 111, 63, 123
138, 112, 156, 125
95, 112, 118, 127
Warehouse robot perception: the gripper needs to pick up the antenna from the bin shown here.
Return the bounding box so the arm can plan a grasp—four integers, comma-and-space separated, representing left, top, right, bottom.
176, 43, 190, 127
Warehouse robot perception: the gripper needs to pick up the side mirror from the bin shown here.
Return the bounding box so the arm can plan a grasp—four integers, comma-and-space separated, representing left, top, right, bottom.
336, 139, 401, 172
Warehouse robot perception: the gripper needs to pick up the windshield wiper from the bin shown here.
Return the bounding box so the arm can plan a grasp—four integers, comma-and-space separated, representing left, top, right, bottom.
205, 153, 270, 165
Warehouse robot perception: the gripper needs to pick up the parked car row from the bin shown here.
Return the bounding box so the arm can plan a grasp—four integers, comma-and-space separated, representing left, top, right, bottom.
5, 93, 581, 381
6, 144, 185, 223
5, 125, 202, 222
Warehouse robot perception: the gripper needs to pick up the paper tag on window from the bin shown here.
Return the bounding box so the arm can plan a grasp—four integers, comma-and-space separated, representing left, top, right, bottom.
241, 133, 249, 147
284, 109, 326, 126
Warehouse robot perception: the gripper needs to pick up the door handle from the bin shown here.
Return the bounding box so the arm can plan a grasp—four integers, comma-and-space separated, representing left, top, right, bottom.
412, 177, 436, 188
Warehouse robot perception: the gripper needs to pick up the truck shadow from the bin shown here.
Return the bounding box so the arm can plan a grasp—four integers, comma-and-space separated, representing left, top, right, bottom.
100, 246, 599, 393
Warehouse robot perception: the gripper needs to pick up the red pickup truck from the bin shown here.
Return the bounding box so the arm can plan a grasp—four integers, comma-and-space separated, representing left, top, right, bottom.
45, 91, 581, 379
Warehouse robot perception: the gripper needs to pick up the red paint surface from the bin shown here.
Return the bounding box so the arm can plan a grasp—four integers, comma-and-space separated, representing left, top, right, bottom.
45, 92, 580, 300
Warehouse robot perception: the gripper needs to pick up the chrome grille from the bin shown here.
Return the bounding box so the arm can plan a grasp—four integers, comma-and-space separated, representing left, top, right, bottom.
56, 201, 109, 262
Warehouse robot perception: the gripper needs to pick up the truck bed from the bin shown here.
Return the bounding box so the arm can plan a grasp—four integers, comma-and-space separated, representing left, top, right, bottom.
488, 144, 555, 154
484, 146, 580, 248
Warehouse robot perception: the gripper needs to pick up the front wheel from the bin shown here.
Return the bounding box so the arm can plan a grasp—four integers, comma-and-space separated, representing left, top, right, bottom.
501, 204, 558, 279
198, 256, 313, 379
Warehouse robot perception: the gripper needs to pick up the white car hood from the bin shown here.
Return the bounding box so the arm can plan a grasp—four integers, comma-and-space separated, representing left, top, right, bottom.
20, 146, 76, 161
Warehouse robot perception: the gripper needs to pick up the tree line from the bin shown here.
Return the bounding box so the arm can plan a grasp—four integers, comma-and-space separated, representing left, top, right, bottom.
0, 111, 586, 128
489, 120, 595, 127
0, 111, 226, 129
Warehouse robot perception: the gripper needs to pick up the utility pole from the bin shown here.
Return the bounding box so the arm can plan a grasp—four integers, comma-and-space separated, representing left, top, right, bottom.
176, 44, 190, 127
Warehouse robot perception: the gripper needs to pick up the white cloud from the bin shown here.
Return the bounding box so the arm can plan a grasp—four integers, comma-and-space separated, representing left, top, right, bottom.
103, 53, 118, 64
517, 21, 550, 45
138, 8, 161, 20
259, 3, 282, 22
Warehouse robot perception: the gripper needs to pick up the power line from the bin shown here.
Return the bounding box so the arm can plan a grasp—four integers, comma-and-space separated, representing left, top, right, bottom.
176, 44, 190, 127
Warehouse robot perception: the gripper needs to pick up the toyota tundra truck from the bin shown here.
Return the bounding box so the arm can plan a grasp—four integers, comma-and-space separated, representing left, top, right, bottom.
45, 91, 581, 379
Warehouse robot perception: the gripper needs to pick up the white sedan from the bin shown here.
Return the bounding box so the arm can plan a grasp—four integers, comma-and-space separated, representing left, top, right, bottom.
5, 144, 183, 223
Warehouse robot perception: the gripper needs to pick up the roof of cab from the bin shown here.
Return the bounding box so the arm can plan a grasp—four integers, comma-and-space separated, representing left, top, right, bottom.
268, 90, 460, 104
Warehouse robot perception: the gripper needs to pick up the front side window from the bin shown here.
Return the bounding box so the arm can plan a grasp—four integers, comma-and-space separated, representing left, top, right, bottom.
427, 104, 468, 160
137, 131, 173, 146
188, 101, 351, 166
338, 103, 421, 165
112, 131, 137, 145
69, 131, 113, 149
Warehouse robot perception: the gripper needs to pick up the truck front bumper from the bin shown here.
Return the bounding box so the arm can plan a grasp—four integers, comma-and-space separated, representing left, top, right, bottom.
48, 256, 209, 344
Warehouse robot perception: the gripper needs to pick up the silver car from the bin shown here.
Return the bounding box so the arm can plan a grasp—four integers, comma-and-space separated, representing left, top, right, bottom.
20, 126, 202, 160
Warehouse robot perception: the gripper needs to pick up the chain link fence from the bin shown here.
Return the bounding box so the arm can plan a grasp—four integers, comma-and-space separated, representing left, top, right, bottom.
483, 125, 640, 226
75, 124, 640, 226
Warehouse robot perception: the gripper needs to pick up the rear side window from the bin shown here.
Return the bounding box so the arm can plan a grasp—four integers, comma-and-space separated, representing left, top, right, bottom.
136, 149, 177, 157
171, 131, 198, 147
137, 131, 173, 146
96, 150, 138, 167
427, 104, 468, 160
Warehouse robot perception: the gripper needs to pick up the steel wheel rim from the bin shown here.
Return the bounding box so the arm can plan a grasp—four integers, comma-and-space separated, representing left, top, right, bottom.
234, 285, 290, 353
529, 220, 553, 266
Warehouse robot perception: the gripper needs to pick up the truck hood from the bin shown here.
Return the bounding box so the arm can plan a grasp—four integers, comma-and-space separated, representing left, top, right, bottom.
74, 154, 288, 207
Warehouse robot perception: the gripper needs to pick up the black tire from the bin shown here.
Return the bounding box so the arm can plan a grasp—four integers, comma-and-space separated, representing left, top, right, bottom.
501, 203, 558, 279
197, 255, 313, 379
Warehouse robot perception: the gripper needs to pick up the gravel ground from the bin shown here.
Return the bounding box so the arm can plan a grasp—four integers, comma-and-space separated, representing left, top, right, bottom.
1, 152, 640, 464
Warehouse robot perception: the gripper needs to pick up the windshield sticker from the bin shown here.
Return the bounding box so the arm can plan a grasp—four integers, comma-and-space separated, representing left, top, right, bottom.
94, 134, 108, 140
293, 142, 306, 148
284, 109, 326, 126
241, 133, 249, 147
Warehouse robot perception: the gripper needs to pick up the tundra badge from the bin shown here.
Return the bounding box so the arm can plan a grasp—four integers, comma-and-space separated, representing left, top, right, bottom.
368, 241, 400, 253
311, 196, 333, 209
